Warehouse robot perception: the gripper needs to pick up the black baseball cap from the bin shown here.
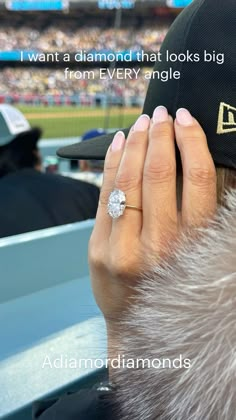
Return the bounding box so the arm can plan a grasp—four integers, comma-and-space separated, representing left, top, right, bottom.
58, 0, 236, 169
0, 104, 41, 148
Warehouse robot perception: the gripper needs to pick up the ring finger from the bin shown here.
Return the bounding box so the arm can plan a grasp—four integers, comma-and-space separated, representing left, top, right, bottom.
92, 131, 126, 242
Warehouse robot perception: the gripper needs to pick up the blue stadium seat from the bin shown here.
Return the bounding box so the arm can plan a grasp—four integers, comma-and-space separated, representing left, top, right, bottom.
0, 221, 107, 420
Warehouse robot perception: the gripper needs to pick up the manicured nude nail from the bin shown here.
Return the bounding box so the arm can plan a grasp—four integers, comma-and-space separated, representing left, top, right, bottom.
111, 131, 125, 151
133, 114, 150, 131
153, 106, 169, 123
176, 108, 194, 126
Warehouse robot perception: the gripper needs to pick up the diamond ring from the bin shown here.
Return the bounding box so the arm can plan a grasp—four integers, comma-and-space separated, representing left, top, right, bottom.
107, 189, 142, 219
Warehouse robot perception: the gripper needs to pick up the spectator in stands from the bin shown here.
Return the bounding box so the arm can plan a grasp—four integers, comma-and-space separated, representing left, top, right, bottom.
0, 105, 100, 238
76, 128, 106, 188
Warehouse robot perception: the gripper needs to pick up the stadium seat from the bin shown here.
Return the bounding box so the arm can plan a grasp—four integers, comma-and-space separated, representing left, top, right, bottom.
0, 220, 107, 420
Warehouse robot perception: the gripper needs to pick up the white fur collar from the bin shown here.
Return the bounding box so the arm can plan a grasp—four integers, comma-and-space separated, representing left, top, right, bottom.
114, 189, 236, 420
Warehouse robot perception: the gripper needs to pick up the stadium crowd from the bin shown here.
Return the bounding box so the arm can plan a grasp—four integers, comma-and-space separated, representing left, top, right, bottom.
0, 15, 168, 52
0, 67, 148, 106
0, 12, 171, 106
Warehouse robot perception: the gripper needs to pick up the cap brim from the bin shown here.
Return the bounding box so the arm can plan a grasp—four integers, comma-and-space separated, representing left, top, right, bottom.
57, 127, 130, 160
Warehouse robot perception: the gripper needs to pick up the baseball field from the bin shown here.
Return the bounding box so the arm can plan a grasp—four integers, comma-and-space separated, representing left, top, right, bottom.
17, 105, 141, 139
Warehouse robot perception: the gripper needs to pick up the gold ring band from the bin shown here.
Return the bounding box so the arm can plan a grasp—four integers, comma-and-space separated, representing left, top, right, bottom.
126, 205, 142, 211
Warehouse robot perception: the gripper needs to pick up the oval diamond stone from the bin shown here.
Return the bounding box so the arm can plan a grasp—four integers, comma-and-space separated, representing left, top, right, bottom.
107, 189, 126, 219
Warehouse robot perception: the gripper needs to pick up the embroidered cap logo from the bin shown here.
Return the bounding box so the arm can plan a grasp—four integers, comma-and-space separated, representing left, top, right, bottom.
217, 102, 236, 134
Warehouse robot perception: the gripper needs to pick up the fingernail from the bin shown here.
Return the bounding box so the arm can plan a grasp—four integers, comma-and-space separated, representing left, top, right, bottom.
111, 131, 125, 151
153, 106, 169, 123
133, 114, 150, 131
176, 108, 194, 126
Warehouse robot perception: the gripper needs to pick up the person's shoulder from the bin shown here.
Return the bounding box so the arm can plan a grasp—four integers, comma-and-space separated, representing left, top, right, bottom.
43, 172, 100, 193
0, 169, 99, 194
0, 168, 43, 187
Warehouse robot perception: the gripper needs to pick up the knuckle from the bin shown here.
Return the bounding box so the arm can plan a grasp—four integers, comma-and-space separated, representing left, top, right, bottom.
116, 171, 142, 192
179, 128, 206, 144
128, 131, 147, 145
104, 160, 119, 173
151, 123, 173, 140
184, 135, 204, 143
144, 161, 176, 184
141, 236, 158, 256
188, 166, 216, 187
109, 254, 134, 279
89, 239, 106, 270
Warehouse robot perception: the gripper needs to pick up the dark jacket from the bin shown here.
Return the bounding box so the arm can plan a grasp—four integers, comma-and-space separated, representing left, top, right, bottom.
33, 387, 114, 420
0, 168, 100, 238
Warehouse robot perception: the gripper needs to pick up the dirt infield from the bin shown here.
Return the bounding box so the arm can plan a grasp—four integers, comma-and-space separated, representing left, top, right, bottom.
25, 107, 141, 120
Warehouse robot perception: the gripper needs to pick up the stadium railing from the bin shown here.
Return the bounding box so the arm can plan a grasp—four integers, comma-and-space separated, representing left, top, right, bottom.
0, 220, 107, 420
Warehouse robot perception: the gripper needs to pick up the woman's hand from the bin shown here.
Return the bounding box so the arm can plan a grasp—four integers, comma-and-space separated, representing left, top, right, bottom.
89, 106, 217, 325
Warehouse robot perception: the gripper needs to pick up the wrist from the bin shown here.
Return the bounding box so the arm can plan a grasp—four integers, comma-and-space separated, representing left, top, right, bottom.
106, 321, 122, 381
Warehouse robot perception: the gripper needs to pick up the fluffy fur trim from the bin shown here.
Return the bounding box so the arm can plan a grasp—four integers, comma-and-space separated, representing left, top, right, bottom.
114, 189, 236, 420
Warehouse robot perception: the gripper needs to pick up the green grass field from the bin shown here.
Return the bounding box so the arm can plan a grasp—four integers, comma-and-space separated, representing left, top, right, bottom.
17, 105, 140, 139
